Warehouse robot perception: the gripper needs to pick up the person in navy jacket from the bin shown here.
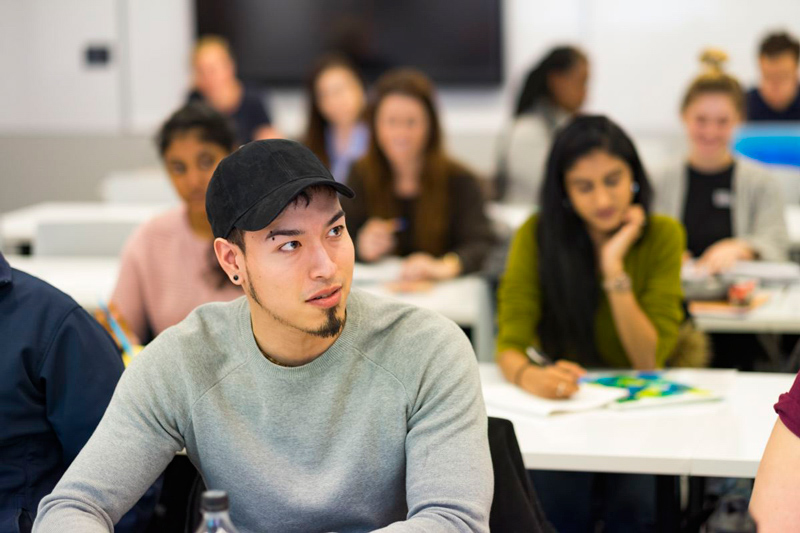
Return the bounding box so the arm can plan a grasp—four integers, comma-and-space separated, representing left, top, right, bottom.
0, 252, 149, 533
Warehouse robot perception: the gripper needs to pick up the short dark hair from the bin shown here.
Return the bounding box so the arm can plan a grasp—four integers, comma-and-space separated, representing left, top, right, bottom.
156, 102, 237, 157
759, 32, 800, 62
224, 185, 338, 254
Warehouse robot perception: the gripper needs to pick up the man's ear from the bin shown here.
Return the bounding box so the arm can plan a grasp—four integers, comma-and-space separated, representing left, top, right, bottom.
214, 237, 243, 285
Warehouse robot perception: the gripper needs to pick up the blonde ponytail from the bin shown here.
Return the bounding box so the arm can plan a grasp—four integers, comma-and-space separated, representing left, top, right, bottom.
681, 48, 745, 116
699, 48, 729, 76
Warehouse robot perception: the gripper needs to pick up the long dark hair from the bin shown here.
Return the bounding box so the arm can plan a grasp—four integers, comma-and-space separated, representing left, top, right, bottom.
513, 46, 586, 117
354, 68, 467, 256
536, 115, 652, 364
303, 54, 366, 168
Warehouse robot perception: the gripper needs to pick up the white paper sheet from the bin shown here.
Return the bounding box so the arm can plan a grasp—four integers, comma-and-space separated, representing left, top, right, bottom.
482, 382, 629, 416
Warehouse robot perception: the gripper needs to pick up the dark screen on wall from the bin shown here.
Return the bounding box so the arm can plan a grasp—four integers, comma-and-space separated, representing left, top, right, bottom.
196, 0, 503, 86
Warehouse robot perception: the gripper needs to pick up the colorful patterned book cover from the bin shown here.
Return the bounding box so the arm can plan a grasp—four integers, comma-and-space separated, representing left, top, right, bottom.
582, 372, 723, 410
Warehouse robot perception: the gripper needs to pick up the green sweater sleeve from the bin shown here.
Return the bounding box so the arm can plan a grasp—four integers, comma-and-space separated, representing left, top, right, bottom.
496, 215, 541, 358
635, 216, 686, 367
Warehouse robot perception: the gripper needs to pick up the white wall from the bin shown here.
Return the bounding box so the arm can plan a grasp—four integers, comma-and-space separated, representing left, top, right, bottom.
3, 0, 799, 138
0, 0, 121, 133
0, 0, 798, 210
124, 0, 193, 132
585, 0, 800, 134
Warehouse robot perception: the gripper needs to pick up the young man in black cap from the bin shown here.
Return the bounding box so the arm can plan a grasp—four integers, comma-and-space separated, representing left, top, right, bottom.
34, 140, 493, 533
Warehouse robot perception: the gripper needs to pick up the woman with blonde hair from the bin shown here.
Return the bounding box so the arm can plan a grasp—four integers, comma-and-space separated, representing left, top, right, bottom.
653, 49, 788, 273
343, 68, 496, 280
653, 49, 789, 370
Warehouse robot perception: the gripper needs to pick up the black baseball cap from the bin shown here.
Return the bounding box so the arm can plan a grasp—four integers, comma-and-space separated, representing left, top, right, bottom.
206, 139, 354, 239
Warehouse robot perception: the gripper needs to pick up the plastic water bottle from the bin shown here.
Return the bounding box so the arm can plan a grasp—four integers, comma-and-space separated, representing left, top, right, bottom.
194, 490, 240, 533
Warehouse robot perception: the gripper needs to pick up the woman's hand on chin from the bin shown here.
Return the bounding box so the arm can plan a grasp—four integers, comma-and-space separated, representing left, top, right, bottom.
599, 204, 646, 277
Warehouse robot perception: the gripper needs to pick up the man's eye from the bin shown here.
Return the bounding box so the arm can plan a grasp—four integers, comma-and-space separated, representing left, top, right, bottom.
280, 241, 300, 251
198, 155, 214, 169
329, 225, 344, 237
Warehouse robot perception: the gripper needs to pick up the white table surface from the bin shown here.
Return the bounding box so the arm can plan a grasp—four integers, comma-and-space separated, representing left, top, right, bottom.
786, 205, 800, 249
0, 202, 171, 250
6, 255, 120, 309
693, 285, 800, 334
6, 255, 496, 362
480, 363, 794, 477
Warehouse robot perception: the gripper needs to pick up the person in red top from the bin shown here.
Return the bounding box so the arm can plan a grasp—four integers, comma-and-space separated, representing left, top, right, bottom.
750, 372, 800, 531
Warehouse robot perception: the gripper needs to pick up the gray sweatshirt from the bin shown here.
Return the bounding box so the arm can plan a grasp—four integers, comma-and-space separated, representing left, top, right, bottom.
33, 289, 493, 533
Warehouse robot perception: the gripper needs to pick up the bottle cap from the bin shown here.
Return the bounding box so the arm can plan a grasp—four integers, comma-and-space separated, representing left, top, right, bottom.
201, 490, 230, 512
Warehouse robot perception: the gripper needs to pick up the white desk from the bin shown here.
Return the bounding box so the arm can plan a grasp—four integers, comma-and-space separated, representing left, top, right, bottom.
692, 286, 800, 334
353, 260, 495, 362
6, 255, 495, 362
786, 205, 800, 251
480, 363, 794, 478
5, 255, 119, 309
0, 202, 171, 252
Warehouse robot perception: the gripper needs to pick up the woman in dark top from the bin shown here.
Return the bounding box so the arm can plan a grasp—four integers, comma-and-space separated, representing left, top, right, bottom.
653, 50, 788, 273
654, 50, 788, 370
343, 68, 495, 280
302, 54, 368, 183
189, 35, 280, 144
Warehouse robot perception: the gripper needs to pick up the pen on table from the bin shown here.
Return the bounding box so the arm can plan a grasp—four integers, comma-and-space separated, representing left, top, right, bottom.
98, 300, 135, 361
527, 346, 590, 383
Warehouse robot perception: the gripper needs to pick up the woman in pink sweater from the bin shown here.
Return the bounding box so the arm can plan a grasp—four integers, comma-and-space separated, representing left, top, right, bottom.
111, 103, 242, 343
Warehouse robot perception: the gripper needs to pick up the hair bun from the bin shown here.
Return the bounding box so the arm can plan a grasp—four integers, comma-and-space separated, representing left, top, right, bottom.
699, 48, 729, 75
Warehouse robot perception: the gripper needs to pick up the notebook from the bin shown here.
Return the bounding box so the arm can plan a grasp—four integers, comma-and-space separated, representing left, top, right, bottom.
482, 381, 629, 416
582, 370, 730, 410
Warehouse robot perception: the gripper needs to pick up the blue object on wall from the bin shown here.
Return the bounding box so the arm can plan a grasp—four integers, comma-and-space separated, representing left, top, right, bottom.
733, 124, 800, 167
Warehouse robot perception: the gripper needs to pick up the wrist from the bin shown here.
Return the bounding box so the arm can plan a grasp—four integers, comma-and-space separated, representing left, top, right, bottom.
514, 362, 535, 386
601, 259, 624, 279
603, 271, 632, 293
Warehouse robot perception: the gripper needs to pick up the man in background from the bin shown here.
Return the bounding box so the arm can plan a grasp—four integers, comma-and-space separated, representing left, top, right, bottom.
747, 31, 800, 121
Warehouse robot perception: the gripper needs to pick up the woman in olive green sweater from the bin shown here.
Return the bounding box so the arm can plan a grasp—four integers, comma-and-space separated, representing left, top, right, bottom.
498, 115, 685, 397
497, 115, 685, 531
